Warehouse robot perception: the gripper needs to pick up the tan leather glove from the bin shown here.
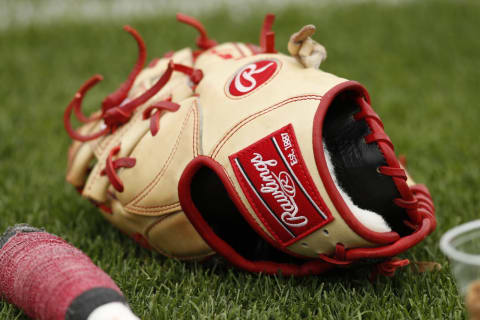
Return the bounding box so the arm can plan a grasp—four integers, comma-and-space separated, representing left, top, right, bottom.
64, 14, 436, 276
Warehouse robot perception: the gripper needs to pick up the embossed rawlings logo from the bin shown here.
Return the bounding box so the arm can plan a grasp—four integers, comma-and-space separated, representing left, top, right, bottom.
229, 124, 334, 246
227, 59, 279, 97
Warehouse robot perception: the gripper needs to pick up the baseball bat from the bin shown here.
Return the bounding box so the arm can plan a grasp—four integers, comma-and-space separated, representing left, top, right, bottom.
0, 224, 140, 320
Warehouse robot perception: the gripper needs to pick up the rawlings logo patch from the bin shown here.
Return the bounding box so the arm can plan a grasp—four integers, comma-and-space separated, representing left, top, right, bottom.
227, 59, 280, 98
229, 124, 333, 246
250, 153, 306, 228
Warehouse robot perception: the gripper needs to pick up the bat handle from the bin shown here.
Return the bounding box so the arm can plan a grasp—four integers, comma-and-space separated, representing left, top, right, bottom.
0, 224, 140, 320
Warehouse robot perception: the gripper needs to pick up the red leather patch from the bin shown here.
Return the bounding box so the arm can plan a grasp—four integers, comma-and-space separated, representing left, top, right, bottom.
227, 59, 279, 97
229, 124, 334, 246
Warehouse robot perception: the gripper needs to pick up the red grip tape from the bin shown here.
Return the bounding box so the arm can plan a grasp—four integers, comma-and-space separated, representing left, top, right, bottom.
0, 231, 122, 320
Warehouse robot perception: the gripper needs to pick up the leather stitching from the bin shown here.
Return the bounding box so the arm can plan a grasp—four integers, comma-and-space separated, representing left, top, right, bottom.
211, 95, 322, 158
125, 104, 195, 210
85, 102, 153, 194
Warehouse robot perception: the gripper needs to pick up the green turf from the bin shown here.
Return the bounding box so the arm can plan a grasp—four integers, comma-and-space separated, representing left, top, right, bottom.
0, 1, 479, 319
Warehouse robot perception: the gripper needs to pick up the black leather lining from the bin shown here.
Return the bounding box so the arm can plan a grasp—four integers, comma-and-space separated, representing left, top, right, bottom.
190, 166, 304, 264
322, 92, 410, 236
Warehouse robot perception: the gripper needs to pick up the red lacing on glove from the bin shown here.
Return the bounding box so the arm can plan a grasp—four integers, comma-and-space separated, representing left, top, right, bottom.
260, 14, 276, 53
318, 243, 353, 266
321, 245, 410, 280
172, 63, 204, 87
102, 26, 147, 112
353, 108, 383, 129
317, 96, 436, 270
142, 100, 180, 136
364, 132, 394, 150
63, 75, 110, 141
102, 62, 201, 129
319, 245, 411, 281
243, 14, 277, 55
369, 258, 410, 281
69, 76, 103, 124
377, 166, 407, 179
102, 61, 173, 128
410, 184, 436, 230
100, 145, 136, 192
64, 25, 146, 141
353, 96, 425, 226
65, 47, 202, 142
65, 26, 145, 130
176, 13, 217, 51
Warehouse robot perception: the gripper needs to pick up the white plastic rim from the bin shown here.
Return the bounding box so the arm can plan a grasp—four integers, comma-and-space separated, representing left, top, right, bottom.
440, 220, 480, 266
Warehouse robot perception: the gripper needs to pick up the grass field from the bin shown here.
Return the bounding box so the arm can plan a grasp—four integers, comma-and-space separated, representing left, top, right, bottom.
1, 1, 479, 319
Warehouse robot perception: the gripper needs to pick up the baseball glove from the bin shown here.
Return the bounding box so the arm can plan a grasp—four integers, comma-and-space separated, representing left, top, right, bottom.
64, 14, 436, 276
